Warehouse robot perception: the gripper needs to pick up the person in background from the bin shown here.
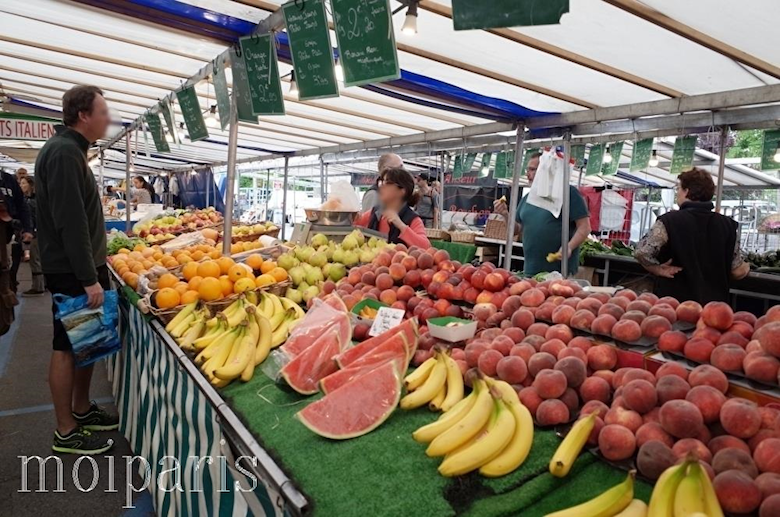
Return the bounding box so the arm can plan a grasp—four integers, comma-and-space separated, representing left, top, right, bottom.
362, 153, 403, 212
635, 168, 749, 303
492, 151, 591, 276
415, 173, 439, 228
355, 167, 430, 249
1, 168, 33, 292
20, 176, 44, 295
15, 167, 28, 184
36, 84, 117, 455
114, 175, 155, 205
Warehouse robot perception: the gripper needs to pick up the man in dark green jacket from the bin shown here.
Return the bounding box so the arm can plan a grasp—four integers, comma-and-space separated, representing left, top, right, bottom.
36, 85, 117, 455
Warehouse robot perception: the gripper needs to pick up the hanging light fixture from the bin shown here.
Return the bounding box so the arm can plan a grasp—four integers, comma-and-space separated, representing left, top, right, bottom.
205, 105, 218, 128
774, 142, 780, 163
128, 165, 135, 173
402, 1, 419, 36
334, 58, 345, 82
289, 71, 299, 97
649, 149, 659, 167
178, 122, 187, 141
603, 145, 613, 164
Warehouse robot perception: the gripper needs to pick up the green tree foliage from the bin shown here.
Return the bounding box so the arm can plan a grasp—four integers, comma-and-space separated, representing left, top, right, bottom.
727, 129, 764, 158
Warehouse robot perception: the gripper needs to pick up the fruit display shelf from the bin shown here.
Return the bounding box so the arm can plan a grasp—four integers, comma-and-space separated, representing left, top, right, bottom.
221, 374, 652, 516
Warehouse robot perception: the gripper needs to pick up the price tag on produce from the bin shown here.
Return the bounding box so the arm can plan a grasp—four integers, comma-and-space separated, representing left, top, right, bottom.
368, 307, 406, 337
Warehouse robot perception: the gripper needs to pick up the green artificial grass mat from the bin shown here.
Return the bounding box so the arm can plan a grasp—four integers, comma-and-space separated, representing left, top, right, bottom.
222, 372, 651, 516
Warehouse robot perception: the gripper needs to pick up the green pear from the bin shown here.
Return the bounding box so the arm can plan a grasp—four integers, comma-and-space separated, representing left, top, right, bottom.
305, 267, 324, 285
322, 263, 332, 278
308, 251, 328, 268
303, 285, 320, 303
285, 287, 303, 304
277, 253, 296, 271
343, 250, 359, 267
311, 233, 329, 248
359, 250, 374, 263
288, 265, 305, 286
352, 230, 365, 247
332, 248, 346, 264
341, 235, 358, 251
328, 263, 346, 282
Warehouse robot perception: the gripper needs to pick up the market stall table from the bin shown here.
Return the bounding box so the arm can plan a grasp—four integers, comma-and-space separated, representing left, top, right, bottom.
430, 239, 477, 264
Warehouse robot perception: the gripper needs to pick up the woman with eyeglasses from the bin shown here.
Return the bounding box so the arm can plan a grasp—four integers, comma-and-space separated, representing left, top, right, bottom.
355, 167, 431, 248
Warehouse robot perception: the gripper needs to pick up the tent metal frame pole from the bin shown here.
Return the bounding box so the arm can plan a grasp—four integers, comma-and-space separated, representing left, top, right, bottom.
561, 132, 572, 277
324, 163, 329, 199
98, 150, 104, 190
281, 157, 290, 241
125, 132, 131, 233
265, 169, 271, 221
504, 125, 525, 271
222, 92, 239, 256
206, 172, 210, 209
438, 152, 445, 230
715, 127, 728, 212
319, 157, 326, 203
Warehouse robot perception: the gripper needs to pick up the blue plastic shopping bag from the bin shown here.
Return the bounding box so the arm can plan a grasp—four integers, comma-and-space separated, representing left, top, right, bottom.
53, 290, 121, 367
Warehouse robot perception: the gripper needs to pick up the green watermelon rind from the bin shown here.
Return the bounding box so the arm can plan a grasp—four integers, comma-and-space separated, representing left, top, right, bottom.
336, 318, 418, 368
280, 328, 341, 395
296, 362, 402, 440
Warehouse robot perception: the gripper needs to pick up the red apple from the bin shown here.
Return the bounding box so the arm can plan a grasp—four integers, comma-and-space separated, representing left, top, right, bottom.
471, 270, 487, 290
484, 272, 506, 292
477, 290, 494, 304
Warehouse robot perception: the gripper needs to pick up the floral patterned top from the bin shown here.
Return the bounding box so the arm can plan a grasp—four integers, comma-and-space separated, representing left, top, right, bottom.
635, 220, 744, 269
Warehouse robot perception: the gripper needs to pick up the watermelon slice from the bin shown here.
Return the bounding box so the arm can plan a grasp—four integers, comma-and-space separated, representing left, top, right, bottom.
281, 302, 348, 358
337, 318, 419, 367
320, 357, 405, 394
296, 361, 401, 439
323, 293, 348, 313
280, 327, 341, 395
346, 333, 409, 370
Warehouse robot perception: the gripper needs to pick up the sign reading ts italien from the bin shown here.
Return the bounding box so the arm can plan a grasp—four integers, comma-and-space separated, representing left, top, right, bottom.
0, 116, 57, 140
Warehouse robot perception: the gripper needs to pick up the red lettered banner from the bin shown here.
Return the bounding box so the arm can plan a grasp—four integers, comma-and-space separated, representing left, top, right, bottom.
0, 117, 57, 140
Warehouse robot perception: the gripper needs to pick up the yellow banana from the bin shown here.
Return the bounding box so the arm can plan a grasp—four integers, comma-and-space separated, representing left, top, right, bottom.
479, 380, 534, 478
202, 327, 242, 378
405, 357, 437, 391
225, 305, 249, 328
549, 412, 597, 478
400, 359, 448, 410
240, 355, 255, 382
206, 299, 241, 328
674, 463, 706, 517
426, 380, 492, 457
169, 313, 195, 338
695, 462, 724, 517
440, 354, 464, 412
165, 301, 198, 332
197, 325, 238, 365
544, 470, 635, 517
648, 462, 689, 517
266, 293, 284, 318
193, 323, 229, 350
412, 390, 476, 443
268, 308, 286, 331
280, 296, 305, 320
244, 290, 258, 306
438, 397, 516, 477
215, 332, 255, 381
210, 376, 230, 388
178, 320, 205, 351
614, 499, 648, 517
259, 293, 273, 319
428, 384, 447, 411
270, 316, 291, 348
255, 313, 273, 364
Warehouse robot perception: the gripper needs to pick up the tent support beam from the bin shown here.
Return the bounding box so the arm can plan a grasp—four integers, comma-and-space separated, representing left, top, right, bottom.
504, 125, 525, 270
125, 132, 131, 232
561, 133, 572, 277
715, 127, 728, 212
223, 92, 239, 256
281, 157, 290, 241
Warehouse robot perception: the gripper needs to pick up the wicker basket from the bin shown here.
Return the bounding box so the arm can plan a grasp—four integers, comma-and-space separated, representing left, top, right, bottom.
484, 218, 510, 240
426, 228, 450, 241
449, 231, 478, 244
142, 291, 201, 325
260, 279, 291, 297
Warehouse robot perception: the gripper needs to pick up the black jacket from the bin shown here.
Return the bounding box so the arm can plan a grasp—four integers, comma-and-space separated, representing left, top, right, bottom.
0, 172, 32, 234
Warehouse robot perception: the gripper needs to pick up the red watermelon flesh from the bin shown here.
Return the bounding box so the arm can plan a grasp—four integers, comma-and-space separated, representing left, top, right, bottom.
281, 302, 347, 358
336, 318, 419, 367
281, 327, 341, 395
296, 361, 401, 439
332, 313, 352, 349
344, 333, 409, 370
323, 293, 348, 313
320, 357, 405, 394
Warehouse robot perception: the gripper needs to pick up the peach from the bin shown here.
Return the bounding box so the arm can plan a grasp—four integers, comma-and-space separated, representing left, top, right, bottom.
562, 297, 580, 309
535, 302, 556, 321
684, 337, 715, 363
536, 399, 570, 426
623, 379, 658, 414
598, 424, 637, 461
615, 289, 638, 301
677, 300, 703, 323
496, 356, 528, 384
658, 296, 680, 309
756, 472, 780, 499
492, 335, 516, 356
657, 375, 691, 404
734, 311, 758, 326
636, 422, 674, 448
591, 314, 618, 336
502, 327, 525, 344
612, 367, 633, 389
568, 336, 593, 354
480, 328, 503, 340
509, 343, 536, 364
713, 448, 758, 477
518, 386, 543, 416
478, 349, 504, 377
641, 315, 673, 338
464, 342, 489, 368
558, 346, 587, 362
611, 319, 642, 343
748, 429, 779, 453
554, 356, 587, 388
576, 297, 603, 316
622, 368, 657, 386
693, 326, 722, 344
713, 470, 762, 514
580, 376, 612, 404
702, 301, 734, 330
768, 306, 780, 322
523, 334, 546, 351
643, 407, 661, 425
711, 344, 747, 372
638, 292, 659, 305
533, 369, 568, 399
569, 309, 595, 331
746, 339, 763, 353
709, 435, 751, 456
551, 304, 576, 325
673, 438, 712, 463
637, 440, 677, 480
686, 385, 726, 424
581, 399, 610, 420
649, 303, 677, 323
560, 388, 580, 414
658, 330, 688, 353
605, 406, 643, 433
754, 438, 780, 474
528, 352, 557, 377
759, 406, 780, 430
689, 364, 729, 393
501, 295, 523, 316
511, 308, 535, 330
717, 330, 750, 348
519, 288, 545, 307
721, 398, 762, 439
728, 321, 755, 340
545, 324, 574, 344
627, 300, 652, 314
760, 494, 780, 517
527, 322, 550, 338
587, 344, 618, 371
744, 351, 780, 383
655, 361, 689, 380
660, 400, 704, 438
597, 303, 625, 321
587, 292, 610, 304
592, 369, 615, 386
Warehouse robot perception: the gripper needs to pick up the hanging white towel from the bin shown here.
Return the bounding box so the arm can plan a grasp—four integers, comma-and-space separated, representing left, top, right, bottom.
527, 149, 566, 218
154, 177, 165, 195
170, 175, 180, 197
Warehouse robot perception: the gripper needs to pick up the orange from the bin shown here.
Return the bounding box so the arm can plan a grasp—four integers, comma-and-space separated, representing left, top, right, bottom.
180, 290, 200, 304
208, 249, 222, 260
156, 287, 180, 309
125, 273, 139, 289
269, 267, 288, 283
217, 257, 235, 275
259, 260, 277, 274
129, 251, 143, 261
117, 248, 131, 255
255, 274, 275, 287
228, 264, 251, 283
233, 277, 256, 294
245, 254, 265, 271
141, 247, 155, 258
158, 273, 179, 289
152, 251, 163, 260
218, 276, 234, 297
177, 254, 193, 265
182, 262, 200, 281
133, 244, 146, 252
191, 250, 205, 261
198, 277, 223, 302
174, 282, 189, 295
141, 259, 154, 270
197, 260, 221, 279
188, 276, 204, 291
171, 249, 183, 258
131, 263, 145, 274
230, 242, 244, 255
116, 266, 130, 277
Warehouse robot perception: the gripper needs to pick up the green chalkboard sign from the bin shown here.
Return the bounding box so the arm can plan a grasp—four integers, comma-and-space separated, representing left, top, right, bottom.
283, 0, 339, 101
176, 86, 208, 142
669, 136, 697, 175
479, 153, 492, 177
494, 151, 512, 179
630, 138, 654, 172
229, 47, 259, 124
452, 0, 569, 30
601, 141, 624, 176
213, 57, 232, 130
145, 112, 169, 153
331, 0, 400, 87
570, 145, 586, 169
239, 34, 285, 116
521, 148, 540, 176
462, 153, 477, 173
452, 155, 463, 180
586, 144, 604, 176
760, 129, 780, 171
160, 99, 176, 143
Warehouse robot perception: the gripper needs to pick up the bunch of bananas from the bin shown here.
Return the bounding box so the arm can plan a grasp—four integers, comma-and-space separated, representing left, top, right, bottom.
648, 459, 723, 517
357, 306, 378, 319
164, 292, 304, 387
411, 377, 533, 478
549, 412, 597, 478
544, 470, 637, 517
400, 349, 464, 411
